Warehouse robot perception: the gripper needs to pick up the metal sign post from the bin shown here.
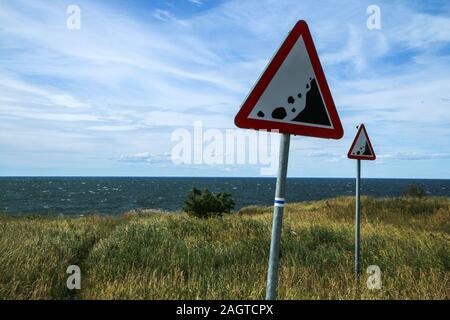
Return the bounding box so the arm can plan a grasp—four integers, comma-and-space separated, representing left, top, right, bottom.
234, 20, 344, 299
347, 123, 376, 285
355, 159, 361, 283
265, 133, 290, 300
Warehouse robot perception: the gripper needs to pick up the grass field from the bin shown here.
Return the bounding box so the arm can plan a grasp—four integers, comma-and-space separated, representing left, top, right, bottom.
0, 196, 449, 300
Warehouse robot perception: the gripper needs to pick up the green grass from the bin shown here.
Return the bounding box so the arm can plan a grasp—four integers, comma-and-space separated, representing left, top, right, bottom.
0, 197, 449, 300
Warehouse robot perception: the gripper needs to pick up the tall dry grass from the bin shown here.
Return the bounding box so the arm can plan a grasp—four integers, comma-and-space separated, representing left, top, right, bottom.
0, 197, 449, 300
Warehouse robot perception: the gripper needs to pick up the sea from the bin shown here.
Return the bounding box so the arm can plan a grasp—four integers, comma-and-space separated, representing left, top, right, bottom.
0, 177, 449, 215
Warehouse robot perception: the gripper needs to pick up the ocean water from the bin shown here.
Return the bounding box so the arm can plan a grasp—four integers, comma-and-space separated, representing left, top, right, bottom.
0, 177, 449, 215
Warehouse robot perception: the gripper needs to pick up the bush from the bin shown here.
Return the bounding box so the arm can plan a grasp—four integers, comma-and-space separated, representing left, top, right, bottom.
405, 183, 426, 198
183, 187, 235, 218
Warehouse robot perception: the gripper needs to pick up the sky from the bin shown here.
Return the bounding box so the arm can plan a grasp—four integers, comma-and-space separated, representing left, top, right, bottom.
0, 0, 450, 178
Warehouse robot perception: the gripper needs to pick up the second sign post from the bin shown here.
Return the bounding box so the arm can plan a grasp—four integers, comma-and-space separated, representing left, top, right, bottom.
347, 124, 376, 282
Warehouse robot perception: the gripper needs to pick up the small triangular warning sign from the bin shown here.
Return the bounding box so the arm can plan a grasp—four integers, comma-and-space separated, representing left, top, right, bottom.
235, 20, 343, 139
347, 124, 376, 160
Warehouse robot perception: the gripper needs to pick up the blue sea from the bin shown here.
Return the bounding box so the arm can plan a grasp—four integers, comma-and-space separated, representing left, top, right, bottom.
0, 177, 449, 215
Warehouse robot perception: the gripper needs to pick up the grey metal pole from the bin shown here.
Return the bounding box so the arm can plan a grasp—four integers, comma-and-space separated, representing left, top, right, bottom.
355, 159, 361, 283
265, 133, 291, 300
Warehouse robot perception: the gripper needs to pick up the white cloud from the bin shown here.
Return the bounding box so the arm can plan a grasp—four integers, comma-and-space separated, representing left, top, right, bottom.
117, 152, 172, 164
394, 13, 450, 48
152, 9, 189, 26
188, 0, 203, 5
378, 152, 450, 161
1, 0, 450, 177
0, 76, 90, 109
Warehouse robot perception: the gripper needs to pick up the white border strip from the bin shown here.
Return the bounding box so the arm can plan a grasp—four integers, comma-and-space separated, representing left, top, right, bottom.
274, 197, 285, 207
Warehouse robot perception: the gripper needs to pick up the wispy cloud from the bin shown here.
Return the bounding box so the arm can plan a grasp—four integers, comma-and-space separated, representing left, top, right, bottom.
116, 152, 172, 164
187, 0, 204, 6
1, 0, 450, 177
152, 9, 189, 26
378, 152, 450, 161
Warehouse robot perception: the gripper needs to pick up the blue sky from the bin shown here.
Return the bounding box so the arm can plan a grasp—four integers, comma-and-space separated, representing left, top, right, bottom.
0, 0, 450, 178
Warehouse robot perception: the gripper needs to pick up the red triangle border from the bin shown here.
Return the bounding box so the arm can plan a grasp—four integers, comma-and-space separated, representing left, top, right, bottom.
234, 20, 344, 139
347, 124, 376, 160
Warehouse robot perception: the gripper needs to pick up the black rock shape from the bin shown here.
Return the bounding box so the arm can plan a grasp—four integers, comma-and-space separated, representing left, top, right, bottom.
257, 111, 265, 118
272, 107, 287, 119
362, 142, 372, 155
292, 78, 331, 126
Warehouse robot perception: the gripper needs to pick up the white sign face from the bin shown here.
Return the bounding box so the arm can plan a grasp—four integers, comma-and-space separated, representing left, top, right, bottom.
248, 35, 333, 129
348, 124, 376, 160
350, 130, 371, 156
235, 20, 344, 139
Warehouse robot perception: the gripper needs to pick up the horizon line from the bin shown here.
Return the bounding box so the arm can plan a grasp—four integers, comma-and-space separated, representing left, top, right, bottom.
0, 175, 449, 181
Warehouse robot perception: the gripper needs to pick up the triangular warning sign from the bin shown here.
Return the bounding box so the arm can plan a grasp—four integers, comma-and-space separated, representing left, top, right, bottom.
347, 124, 376, 160
235, 20, 343, 139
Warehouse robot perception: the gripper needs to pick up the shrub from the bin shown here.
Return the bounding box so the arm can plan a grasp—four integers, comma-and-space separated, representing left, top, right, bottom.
405, 183, 426, 198
183, 187, 235, 218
